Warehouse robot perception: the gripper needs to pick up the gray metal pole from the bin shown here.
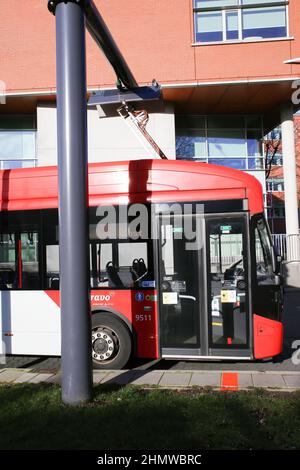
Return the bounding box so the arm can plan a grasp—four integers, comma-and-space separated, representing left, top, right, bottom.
55, 1, 92, 405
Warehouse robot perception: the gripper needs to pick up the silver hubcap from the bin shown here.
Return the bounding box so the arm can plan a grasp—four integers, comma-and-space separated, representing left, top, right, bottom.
91, 328, 118, 362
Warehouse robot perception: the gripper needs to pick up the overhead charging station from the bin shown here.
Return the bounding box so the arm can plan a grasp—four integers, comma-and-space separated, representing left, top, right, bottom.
48, 0, 165, 405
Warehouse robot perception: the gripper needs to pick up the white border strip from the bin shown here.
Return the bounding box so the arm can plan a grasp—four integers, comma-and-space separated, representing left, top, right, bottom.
4, 76, 300, 97
191, 36, 294, 47
161, 77, 300, 89
284, 58, 300, 64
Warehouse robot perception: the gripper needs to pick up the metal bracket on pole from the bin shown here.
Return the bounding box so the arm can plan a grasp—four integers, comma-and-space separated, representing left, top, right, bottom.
88, 83, 168, 160
48, 0, 85, 12
49, 0, 138, 90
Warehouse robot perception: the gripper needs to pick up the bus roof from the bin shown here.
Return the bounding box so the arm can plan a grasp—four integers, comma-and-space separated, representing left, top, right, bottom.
0, 159, 263, 214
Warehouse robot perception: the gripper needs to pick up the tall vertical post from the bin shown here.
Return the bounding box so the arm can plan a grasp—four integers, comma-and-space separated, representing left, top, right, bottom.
55, 1, 92, 404
281, 102, 300, 262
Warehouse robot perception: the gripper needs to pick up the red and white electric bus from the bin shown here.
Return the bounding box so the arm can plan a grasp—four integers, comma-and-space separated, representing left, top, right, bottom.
0, 159, 283, 368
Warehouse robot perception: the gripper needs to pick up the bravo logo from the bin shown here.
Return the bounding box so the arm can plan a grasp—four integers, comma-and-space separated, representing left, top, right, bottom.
91, 294, 111, 303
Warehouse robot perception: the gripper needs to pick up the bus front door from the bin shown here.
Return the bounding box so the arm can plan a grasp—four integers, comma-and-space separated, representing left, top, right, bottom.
157, 213, 251, 360
157, 214, 207, 358
206, 216, 251, 358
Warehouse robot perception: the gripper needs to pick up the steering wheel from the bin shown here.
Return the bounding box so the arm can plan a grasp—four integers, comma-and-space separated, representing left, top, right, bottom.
224, 258, 246, 290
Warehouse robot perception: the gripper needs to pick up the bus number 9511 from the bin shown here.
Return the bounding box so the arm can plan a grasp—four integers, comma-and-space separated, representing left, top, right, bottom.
135, 314, 152, 322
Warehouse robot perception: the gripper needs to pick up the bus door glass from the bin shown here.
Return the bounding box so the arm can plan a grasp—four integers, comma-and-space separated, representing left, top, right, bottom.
207, 217, 250, 352
157, 214, 205, 355
252, 216, 282, 322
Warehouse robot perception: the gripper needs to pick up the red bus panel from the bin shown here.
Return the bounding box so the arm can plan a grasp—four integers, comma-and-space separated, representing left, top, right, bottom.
45, 289, 159, 359
253, 314, 283, 359
0, 160, 263, 214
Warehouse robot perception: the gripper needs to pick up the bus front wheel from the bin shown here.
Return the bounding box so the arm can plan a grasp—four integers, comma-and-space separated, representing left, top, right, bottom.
91, 313, 132, 370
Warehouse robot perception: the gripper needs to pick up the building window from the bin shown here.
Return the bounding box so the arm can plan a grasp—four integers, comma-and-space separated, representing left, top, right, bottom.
194, 1, 288, 44
266, 153, 283, 166
267, 178, 284, 192
267, 206, 285, 219
264, 127, 282, 165
0, 115, 37, 169
175, 114, 263, 170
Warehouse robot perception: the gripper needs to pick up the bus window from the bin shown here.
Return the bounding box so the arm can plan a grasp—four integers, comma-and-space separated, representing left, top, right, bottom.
207, 219, 248, 348
90, 242, 112, 288
90, 242, 151, 289
0, 231, 40, 289
20, 232, 39, 289
255, 218, 275, 285
0, 233, 16, 289
94, 241, 151, 289
44, 210, 59, 289
46, 244, 59, 289
117, 242, 148, 288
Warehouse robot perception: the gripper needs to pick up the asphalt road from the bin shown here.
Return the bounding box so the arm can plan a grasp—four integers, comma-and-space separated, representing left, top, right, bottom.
1, 336, 299, 373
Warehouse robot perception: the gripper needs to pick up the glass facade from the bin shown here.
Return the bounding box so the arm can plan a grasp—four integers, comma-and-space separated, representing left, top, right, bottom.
194, 1, 288, 44
0, 115, 37, 169
176, 115, 264, 170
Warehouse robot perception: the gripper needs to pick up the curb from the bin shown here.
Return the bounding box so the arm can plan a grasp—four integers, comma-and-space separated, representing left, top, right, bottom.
1, 368, 300, 391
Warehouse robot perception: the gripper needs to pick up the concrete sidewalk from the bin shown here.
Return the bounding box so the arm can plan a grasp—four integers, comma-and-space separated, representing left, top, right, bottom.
1, 367, 300, 391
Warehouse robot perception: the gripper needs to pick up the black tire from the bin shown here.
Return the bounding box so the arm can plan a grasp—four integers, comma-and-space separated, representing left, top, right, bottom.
91, 313, 132, 370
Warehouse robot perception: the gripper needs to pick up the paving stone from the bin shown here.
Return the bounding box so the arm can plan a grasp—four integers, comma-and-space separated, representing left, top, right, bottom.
29, 373, 55, 384
190, 372, 221, 387
252, 373, 286, 388
93, 372, 110, 384
94, 371, 120, 384
238, 373, 254, 388
159, 372, 192, 387
132, 371, 164, 386
101, 371, 137, 385
46, 374, 61, 384
0, 370, 24, 383
283, 375, 300, 388
14, 372, 39, 383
